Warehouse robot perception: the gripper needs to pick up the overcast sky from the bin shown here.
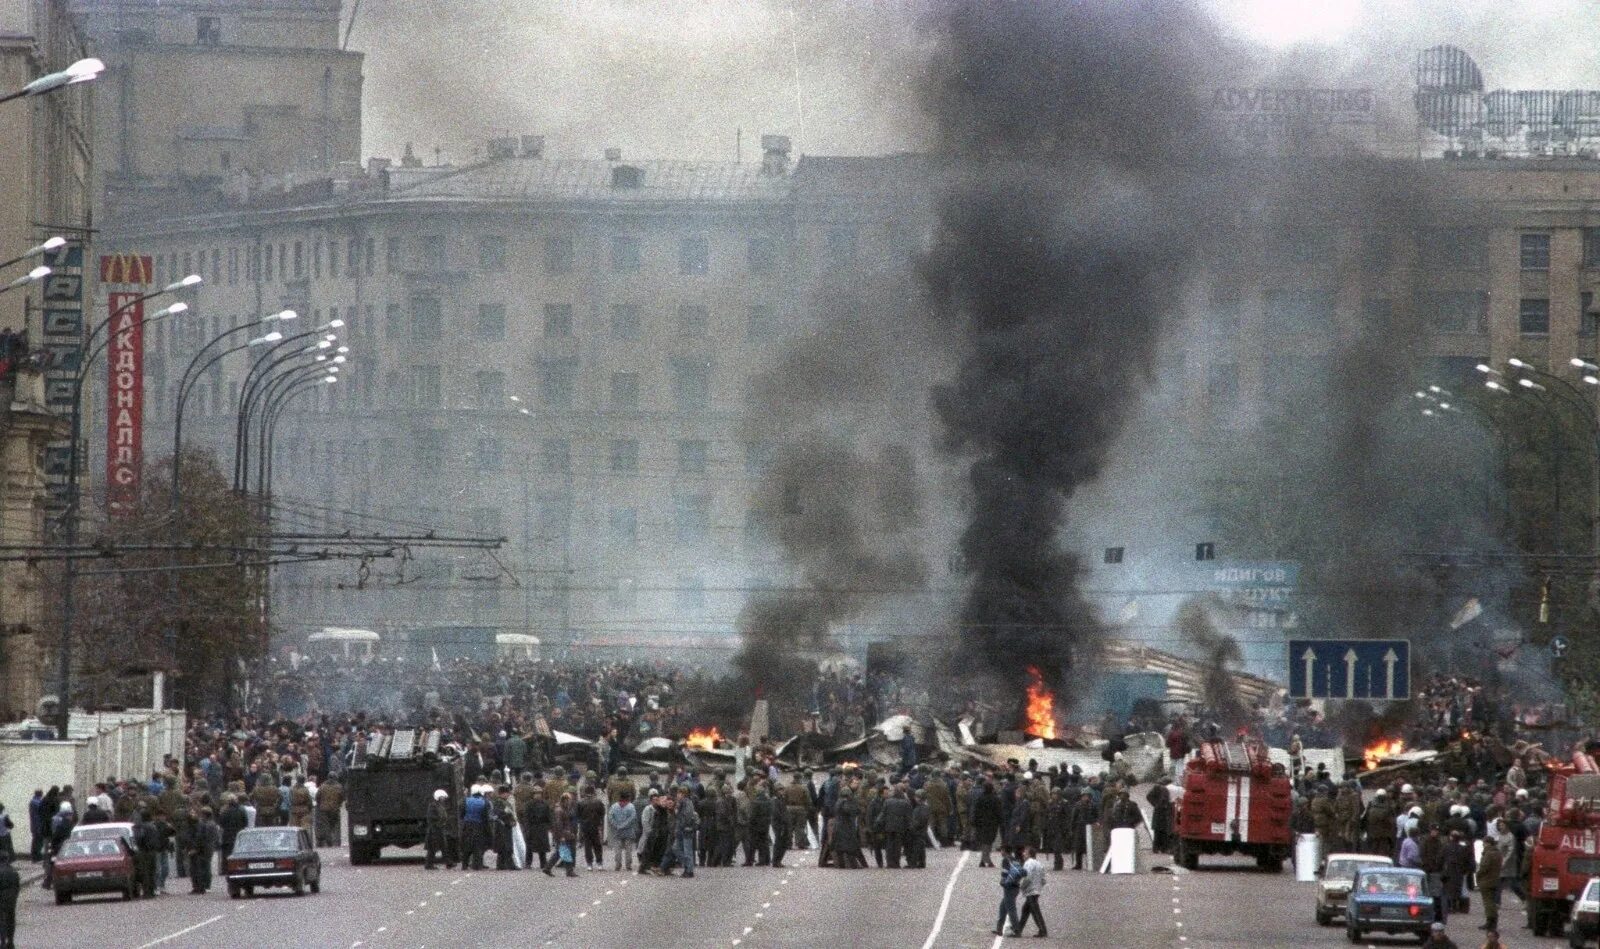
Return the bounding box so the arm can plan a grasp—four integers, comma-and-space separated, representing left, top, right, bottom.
348, 0, 1600, 165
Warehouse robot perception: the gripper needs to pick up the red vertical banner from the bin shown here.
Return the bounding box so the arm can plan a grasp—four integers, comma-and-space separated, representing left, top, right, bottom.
105, 291, 144, 516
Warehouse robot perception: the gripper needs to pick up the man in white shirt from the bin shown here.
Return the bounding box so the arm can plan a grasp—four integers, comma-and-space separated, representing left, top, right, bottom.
1016, 845, 1048, 937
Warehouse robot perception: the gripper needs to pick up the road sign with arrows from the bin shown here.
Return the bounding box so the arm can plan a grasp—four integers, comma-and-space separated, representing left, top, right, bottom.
1287, 639, 1410, 700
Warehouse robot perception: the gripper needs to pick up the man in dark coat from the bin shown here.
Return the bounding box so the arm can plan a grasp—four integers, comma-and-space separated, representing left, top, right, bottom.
747, 785, 773, 867
770, 790, 791, 869
132, 810, 161, 898
577, 787, 606, 871
1068, 790, 1098, 870
1441, 830, 1475, 914
1146, 784, 1175, 854
714, 789, 737, 867
972, 782, 1003, 868
187, 808, 221, 894
907, 790, 930, 869
1045, 790, 1072, 870
218, 795, 248, 857
519, 779, 552, 873
879, 787, 913, 869
1006, 787, 1032, 853
831, 794, 864, 869
0, 855, 16, 949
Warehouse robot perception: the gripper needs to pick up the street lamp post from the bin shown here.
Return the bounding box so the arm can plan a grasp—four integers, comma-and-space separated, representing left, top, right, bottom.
0, 57, 103, 106
252, 359, 341, 497
232, 323, 341, 492
55, 277, 199, 738
171, 309, 297, 508
259, 372, 338, 498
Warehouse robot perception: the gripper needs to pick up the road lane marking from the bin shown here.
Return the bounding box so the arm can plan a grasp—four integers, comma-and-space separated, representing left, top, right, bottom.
434, 890, 443, 896
920, 849, 972, 949
405, 910, 415, 916
136, 914, 225, 949
762, 902, 770, 909
578, 912, 587, 918
743, 926, 753, 935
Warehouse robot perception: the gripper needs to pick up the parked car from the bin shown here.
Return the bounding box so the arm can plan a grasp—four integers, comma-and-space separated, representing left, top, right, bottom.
1315, 853, 1394, 925
68, 822, 135, 848
1571, 876, 1600, 948
1345, 865, 1435, 943
51, 836, 136, 904
224, 827, 320, 898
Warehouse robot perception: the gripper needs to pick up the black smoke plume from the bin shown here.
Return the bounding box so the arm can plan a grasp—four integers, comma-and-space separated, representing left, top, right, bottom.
728, 278, 931, 724
1175, 596, 1250, 729
920, 1, 1235, 714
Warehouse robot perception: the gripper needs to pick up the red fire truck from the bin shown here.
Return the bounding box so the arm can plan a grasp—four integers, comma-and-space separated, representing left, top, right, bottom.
1527, 750, 1600, 937
1173, 738, 1292, 872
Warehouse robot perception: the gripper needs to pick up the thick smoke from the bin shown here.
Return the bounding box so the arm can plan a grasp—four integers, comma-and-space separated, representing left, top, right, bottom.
920, 1, 1237, 714
1175, 596, 1250, 729
729, 277, 932, 722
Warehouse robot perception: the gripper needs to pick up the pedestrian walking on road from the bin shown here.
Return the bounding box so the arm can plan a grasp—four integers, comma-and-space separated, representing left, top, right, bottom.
424, 789, 456, 871
1016, 846, 1048, 937
188, 808, 220, 894
994, 853, 1023, 937
554, 792, 578, 877
973, 782, 1002, 868
1476, 837, 1502, 933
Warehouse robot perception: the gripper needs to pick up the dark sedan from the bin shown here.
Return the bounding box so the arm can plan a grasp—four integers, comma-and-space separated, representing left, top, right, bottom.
51, 837, 136, 904
224, 827, 320, 898
1345, 866, 1436, 942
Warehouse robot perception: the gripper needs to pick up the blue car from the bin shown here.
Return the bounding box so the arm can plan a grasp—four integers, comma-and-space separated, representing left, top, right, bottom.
1345, 866, 1436, 943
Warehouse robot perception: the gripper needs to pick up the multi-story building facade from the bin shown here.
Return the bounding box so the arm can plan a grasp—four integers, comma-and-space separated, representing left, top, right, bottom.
72, 0, 362, 219
0, 0, 93, 718
102, 137, 947, 659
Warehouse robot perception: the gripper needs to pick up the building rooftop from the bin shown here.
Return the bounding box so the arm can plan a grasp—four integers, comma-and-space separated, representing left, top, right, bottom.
380, 157, 794, 206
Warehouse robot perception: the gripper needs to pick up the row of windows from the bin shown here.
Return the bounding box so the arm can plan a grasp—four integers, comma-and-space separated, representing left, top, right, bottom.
1208, 285, 1600, 338
387, 298, 779, 342
147, 227, 825, 289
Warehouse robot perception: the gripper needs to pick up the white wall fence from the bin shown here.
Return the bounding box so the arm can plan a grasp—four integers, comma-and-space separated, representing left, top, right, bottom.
0, 709, 186, 857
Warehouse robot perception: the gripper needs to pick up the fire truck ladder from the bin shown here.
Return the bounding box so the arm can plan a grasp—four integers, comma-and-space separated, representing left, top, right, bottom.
1222, 742, 1251, 772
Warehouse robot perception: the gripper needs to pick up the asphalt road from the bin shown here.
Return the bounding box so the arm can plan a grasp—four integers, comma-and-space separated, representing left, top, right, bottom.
11, 843, 1547, 948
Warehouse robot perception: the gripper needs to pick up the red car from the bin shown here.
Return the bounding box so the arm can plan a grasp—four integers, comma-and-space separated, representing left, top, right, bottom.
52, 836, 136, 904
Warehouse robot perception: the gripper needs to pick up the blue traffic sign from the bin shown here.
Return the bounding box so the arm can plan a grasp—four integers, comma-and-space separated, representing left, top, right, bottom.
1288, 639, 1410, 700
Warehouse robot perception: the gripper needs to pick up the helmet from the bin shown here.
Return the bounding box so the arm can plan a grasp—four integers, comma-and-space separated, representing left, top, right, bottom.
433, 789, 447, 801
1400, 784, 1414, 795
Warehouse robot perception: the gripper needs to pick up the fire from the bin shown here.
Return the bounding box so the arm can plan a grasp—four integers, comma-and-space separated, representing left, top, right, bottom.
685, 726, 724, 751
1363, 738, 1406, 770
1024, 667, 1057, 740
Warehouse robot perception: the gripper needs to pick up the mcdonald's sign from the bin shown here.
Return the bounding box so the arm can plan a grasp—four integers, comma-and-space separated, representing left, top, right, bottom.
99, 253, 153, 286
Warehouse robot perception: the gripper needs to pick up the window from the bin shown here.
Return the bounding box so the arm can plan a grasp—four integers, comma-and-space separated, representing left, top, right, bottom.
411, 296, 443, 340
610, 438, 639, 473
412, 365, 442, 405
293, 241, 304, 278
611, 304, 642, 339
679, 236, 709, 275
1585, 229, 1600, 269
347, 237, 359, 277
610, 371, 640, 409
674, 493, 711, 543
824, 226, 858, 269
277, 244, 286, 279
678, 439, 708, 474
608, 576, 638, 611
543, 304, 573, 338
1416, 290, 1487, 334
416, 430, 446, 467
540, 438, 571, 474
748, 236, 778, 274
545, 233, 574, 274
476, 303, 506, 340
1584, 292, 1599, 338
1521, 233, 1551, 271
677, 304, 708, 337
744, 440, 772, 474
669, 358, 710, 410
474, 370, 505, 407
329, 241, 340, 278
419, 235, 445, 270
676, 575, 706, 611
611, 235, 642, 273
1520, 298, 1551, 336
537, 359, 575, 407
386, 237, 401, 272
1264, 286, 1336, 334
1419, 228, 1487, 271
365, 237, 376, 275
212, 249, 221, 285
1208, 283, 1242, 337
610, 507, 638, 544
479, 236, 507, 272
746, 304, 775, 339
196, 15, 220, 44
476, 437, 503, 471
312, 240, 322, 279
1207, 362, 1238, 408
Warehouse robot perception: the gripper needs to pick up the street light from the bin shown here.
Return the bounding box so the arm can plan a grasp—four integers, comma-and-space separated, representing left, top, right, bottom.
0, 265, 50, 296
0, 57, 104, 106
259, 373, 339, 497
0, 236, 65, 273
233, 323, 340, 491
53, 275, 200, 739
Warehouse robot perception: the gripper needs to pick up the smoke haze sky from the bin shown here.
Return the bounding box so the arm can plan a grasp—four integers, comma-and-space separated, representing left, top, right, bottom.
351, 1, 1600, 164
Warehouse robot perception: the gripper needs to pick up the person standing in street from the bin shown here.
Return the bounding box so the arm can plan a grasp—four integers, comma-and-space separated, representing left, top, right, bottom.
188, 808, 220, 894
1476, 836, 1503, 933
1016, 845, 1048, 937
607, 789, 639, 871
316, 775, 343, 847
578, 786, 606, 871
0, 854, 17, 949
424, 789, 456, 871
461, 787, 489, 871
995, 852, 1023, 937
553, 792, 578, 877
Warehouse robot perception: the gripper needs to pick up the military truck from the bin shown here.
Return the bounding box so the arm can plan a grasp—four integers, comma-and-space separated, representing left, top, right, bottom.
345, 728, 463, 865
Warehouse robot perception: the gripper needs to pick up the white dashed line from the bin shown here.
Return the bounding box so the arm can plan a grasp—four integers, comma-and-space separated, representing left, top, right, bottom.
135, 915, 226, 949
743, 927, 754, 936
405, 910, 414, 916
762, 902, 770, 909
579, 912, 588, 918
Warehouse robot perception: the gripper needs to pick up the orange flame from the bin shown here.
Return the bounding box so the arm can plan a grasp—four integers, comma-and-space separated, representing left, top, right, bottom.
1363, 738, 1406, 770
1024, 667, 1057, 740
685, 726, 724, 751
